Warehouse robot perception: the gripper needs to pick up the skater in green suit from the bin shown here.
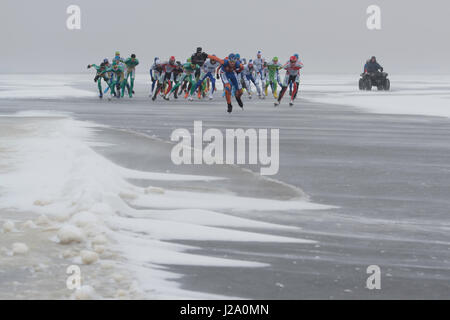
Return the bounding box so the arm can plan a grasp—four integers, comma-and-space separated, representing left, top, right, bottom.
265, 57, 283, 99
107, 62, 126, 98
124, 54, 139, 98
87, 60, 111, 98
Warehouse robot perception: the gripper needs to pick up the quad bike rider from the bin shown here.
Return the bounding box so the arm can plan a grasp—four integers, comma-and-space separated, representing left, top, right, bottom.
359, 56, 390, 91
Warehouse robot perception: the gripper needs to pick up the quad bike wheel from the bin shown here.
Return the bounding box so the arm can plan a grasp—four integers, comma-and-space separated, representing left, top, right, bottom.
384, 79, 390, 91
364, 78, 372, 91
359, 78, 364, 90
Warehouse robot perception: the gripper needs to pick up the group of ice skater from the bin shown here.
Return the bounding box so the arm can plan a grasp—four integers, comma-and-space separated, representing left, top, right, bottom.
88, 48, 304, 113
88, 51, 140, 99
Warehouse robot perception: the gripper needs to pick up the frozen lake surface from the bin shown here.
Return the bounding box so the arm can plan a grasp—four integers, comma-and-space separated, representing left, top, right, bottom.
0, 74, 449, 299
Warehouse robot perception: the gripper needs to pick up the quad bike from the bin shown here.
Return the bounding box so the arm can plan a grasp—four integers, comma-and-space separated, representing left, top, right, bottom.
359, 72, 390, 91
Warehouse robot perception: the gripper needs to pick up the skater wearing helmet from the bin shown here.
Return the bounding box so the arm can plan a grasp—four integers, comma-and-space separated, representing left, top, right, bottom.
275, 55, 303, 107
192, 56, 219, 100
242, 60, 261, 99
190, 47, 209, 99
289, 54, 301, 97
253, 51, 266, 98
208, 53, 244, 113
150, 57, 161, 96
113, 51, 125, 64
106, 60, 126, 98
124, 54, 139, 98
152, 56, 177, 101
87, 61, 111, 99
266, 57, 283, 99
111, 54, 127, 96
150, 58, 164, 97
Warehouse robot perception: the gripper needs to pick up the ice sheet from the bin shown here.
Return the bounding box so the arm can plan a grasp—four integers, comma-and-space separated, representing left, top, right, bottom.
0, 111, 328, 299
0, 75, 93, 99
302, 74, 450, 118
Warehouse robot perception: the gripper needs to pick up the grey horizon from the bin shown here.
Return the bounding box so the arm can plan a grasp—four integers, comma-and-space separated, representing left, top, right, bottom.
1, 0, 449, 74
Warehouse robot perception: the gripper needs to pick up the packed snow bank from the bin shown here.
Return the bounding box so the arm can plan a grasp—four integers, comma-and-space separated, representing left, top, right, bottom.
0, 74, 93, 99
0, 111, 330, 299
302, 75, 450, 119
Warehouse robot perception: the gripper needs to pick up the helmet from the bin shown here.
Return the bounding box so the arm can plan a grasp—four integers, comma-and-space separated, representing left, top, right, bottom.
103, 58, 109, 64
155, 59, 161, 65
273, 57, 278, 62
371, 56, 376, 61
235, 53, 241, 60
294, 53, 299, 59
154, 57, 159, 62
170, 56, 175, 63
187, 58, 191, 63
197, 47, 202, 53
248, 59, 253, 67
228, 53, 236, 61
131, 54, 136, 59
290, 56, 297, 63
115, 51, 120, 56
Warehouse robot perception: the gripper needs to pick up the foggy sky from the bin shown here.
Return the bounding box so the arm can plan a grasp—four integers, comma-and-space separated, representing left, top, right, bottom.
1, 0, 449, 74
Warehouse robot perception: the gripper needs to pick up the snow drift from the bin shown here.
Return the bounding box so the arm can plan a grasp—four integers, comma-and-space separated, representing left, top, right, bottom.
0, 111, 330, 299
